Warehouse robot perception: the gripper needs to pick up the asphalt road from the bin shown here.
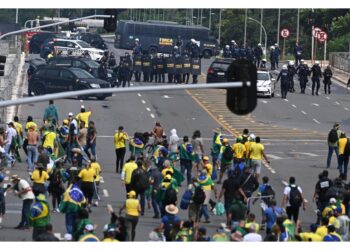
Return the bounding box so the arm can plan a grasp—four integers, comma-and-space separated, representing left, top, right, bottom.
1, 42, 349, 241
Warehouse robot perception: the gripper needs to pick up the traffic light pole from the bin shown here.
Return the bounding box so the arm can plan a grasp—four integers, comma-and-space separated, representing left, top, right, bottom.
0, 82, 249, 108
0, 15, 113, 40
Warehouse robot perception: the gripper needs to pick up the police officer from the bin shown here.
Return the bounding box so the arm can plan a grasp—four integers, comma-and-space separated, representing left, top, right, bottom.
172, 46, 180, 57
223, 45, 231, 58
311, 61, 322, 96
230, 40, 239, 59
176, 36, 183, 55
156, 54, 165, 83
260, 58, 267, 69
165, 54, 175, 83
246, 45, 254, 63
270, 46, 276, 70
297, 59, 309, 94
294, 42, 303, 66
100, 51, 109, 65
133, 53, 142, 82
174, 53, 183, 84
190, 39, 200, 58
108, 52, 116, 69
287, 61, 296, 92
120, 53, 132, 87
323, 65, 333, 95
98, 62, 108, 81
182, 53, 191, 84
150, 53, 158, 83
239, 46, 247, 59
276, 64, 290, 99
142, 52, 152, 82
191, 57, 201, 84
133, 38, 142, 56
254, 43, 263, 68
274, 43, 281, 69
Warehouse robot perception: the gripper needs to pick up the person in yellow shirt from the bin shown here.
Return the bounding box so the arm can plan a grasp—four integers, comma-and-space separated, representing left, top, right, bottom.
13, 116, 23, 162
42, 127, 57, 155
162, 160, 174, 178
248, 137, 270, 180
114, 126, 129, 173
121, 155, 138, 193
244, 134, 255, 167
102, 228, 119, 242
25, 116, 38, 133
233, 136, 246, 171
90, 157, 101, 206
202, 156, 213, 177
31, 163, 49, 196
338, 132, 349, 178
119, 190, 141, 241
316, 217, 329, 239
78, 164, 96, 212
76, 106, 91, 128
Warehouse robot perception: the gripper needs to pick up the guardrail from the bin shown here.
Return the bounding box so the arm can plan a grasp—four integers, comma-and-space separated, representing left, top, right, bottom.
329, 52, 350, 73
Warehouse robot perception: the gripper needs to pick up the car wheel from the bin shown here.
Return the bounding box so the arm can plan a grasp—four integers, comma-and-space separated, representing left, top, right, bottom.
33, 84, 45, 96
97, 96, 106, 101
271, 92, 274, 98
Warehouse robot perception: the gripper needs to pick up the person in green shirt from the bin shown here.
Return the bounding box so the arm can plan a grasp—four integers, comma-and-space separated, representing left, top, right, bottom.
179, 136, 194, 185
73, 208, 92, 241
217, 138, 233, 184
175, 220, 194, 241
29, 194, 50, 241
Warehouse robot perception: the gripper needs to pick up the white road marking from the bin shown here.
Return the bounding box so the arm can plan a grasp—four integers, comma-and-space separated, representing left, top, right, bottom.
100, 177, 104, 184
345, 107, 350, 111
335, 101, 340, 105
284, 99, 289, 102
103, 189, 109, 197
326, 96, 330, 100
270, 170, 276, 174
163, 95, 172, 99
146, 107, 151, 112
6, 210, 21, 214
291, 104, 297, 108
294, 152, 319, 157
312, 103, 319, 107
150, 113, 155, 119
80, 100, 84, 103
130, 83, 134, 86
282, 180, 289, 186
276, 93, 280, 97
301, 110, 307, 115
266, 154, 283, 160
141, 100, 146, 104
261, 100, 267, 104
137, 93, 141, 97
313, 118, 320, 124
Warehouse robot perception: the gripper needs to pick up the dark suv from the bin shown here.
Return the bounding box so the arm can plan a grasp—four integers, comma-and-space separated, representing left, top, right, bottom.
47, 56, 118, 86
78, 33, 108, 51
28, 66, 112, 100
206, 58, 235, 83
29, 32, 56, 54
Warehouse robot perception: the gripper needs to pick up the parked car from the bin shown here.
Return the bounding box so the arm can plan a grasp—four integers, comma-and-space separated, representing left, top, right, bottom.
47, 56, 118, 86
206, 58, 235, 83
29, 32, 56, 54
256, 69, 275, 98
77, 33, 108, 51
28, 66, 112, 100
27, 57, 47, 80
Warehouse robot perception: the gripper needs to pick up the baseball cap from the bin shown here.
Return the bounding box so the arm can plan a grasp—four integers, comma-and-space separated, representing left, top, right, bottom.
223, 138, 229, 143
203, 156, 209, 161
85, 224, 94, 231
250, 134, 256, 140
68, 112, 73, 116
329, 198, 337, 204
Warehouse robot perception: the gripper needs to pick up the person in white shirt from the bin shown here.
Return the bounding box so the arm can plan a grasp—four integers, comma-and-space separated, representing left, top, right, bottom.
243, 224, 263, 242
10, 175, 35, 229
169, 129, 179, 153
4, 122, 17, 167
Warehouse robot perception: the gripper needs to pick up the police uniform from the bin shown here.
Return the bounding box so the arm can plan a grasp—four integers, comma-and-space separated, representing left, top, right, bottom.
311, 64, 322, 96
174, 54, 183, 84
297, 64, 309, 94
120, 55, 132, 88
287, 64, 296, 92
270, 48, 276, 70
276, 68, 290, 99
150, 54, 158, 83
254, 46, 263, 68
156, 55, 165, 83
133, 54, 142, 82
323, 67, 333, 95
191, 57, 201, 84
223, 47, 231, 58
182, 54, 191, 84
142, 54, 152, 82
165, 56, 175, 83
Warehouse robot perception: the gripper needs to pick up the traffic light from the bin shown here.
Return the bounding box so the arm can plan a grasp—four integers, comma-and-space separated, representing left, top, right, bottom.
104, 9, 127, 32
226, 59, 257, 115
0, 55, 6, 77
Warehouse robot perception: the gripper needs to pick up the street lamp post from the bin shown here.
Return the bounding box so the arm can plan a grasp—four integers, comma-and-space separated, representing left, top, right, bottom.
218, 9, 222, 46
248, 17, 267, 59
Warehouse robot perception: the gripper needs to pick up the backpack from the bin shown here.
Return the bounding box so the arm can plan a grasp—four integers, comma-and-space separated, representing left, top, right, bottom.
344, 139, 350, 156
132, 169, 149, 192
192, 186, 206, 204
180, 189, 193, 210
223, 146, 233, 161
164, 187, 177, 206
289, 185, 302, 207
328, 129, 338, 144
261, 184, 275, 206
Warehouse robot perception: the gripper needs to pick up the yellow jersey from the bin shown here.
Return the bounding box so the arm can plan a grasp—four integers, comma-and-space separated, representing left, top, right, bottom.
78, 167, 96, 182
339, 138, 347, 155
125, 198, 139, 216
43, 131, 56, 150
13, 121, 23, 136
162, 167, 174, 178
249, 143, 264, 160
245, 141, 255, 158
299, 232, 322, 242
91, 162, 101, 182
31, 170, 49, 184
25, 121, 38, 132
76, 111, 91, 128
114, 131, 128, 149
233, 143, 246, 159
203, 163, 213, 177
122, 161, 137, 184
102, 238, 119, 242
316, 225, 328, 239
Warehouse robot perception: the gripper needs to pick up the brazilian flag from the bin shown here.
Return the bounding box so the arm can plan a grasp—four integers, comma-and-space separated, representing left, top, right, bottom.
212, 131, 222, 156
173, 167, 185, 186
59, 184, 86, 213
129, 138, 144, 155
283, 219, 296, 241
29, 195, 50, 228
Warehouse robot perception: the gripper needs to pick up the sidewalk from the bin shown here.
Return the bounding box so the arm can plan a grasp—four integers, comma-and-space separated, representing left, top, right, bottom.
332, 67, 350, 86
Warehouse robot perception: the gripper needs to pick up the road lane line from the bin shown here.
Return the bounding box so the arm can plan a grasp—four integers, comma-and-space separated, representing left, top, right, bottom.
326, 96, 330, 100
103, 189, 109, 197
284, 99, 289, 102
276, 93, 280, 97
266, 154, 283, 160
291, 104, 297, 108
141, 100, 146, 104
312, 103, 319, 107
150, 113, 155, 119
313, 118, 320, 124
282, 180, 289, 186
345, 107, 349, 111
100, 177, 104, 183
301, 111, 307, 115
146, 107, 151, 112
137, 93, 141, 97
270, 170, 276, 174
335, 101, 340, 105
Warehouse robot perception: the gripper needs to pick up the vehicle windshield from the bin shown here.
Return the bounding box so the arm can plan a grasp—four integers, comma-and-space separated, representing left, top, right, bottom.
257, 72, 270, 81
84, 60, 100, 68
71, 68, 94, 78
211, 62, 230, 71
76, 41, 93, 48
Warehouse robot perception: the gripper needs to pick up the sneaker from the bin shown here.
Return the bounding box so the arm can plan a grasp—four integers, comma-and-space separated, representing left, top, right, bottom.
203, 220, 211, 224
152, 215, 160, 219
94, 201, 98, 207
52, 209, 57, 213
55, 208, 60, 213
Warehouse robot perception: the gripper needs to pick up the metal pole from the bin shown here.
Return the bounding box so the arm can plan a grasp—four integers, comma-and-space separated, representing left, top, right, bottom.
277, 9, 280, 46
15, 9, 18, 24
311, 9, 314, 62
324, 40, 327, 66
200, 9, 203, 25
260, 9, 263, 44
244, 9, 247, 48
283, 38, 286, 61
218, 9, 222, 46
296, 9, 300, 43
209, 8, 212, 30
248, 17, 267, 59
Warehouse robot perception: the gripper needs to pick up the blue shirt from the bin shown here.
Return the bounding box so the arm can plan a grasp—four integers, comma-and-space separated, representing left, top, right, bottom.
264, 206, 283, 229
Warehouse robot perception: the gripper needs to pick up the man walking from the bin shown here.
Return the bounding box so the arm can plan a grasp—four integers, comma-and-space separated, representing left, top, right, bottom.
327, 123, 341, 169
121, 155, 138, 193
323, 65, 333, 94
311, 61, 322, 96
114, 126, 128, 173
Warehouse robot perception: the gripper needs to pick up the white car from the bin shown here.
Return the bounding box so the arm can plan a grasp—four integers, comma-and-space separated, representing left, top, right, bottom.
257, 70, 275, 98
52, 39, 105, 61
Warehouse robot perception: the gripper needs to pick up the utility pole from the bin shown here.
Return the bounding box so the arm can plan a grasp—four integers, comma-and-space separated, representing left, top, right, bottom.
260, 9, 263, 44
209, 8, 212, 30
277, 9, 280, 45
218, 9, 222, 46
200, 9, 203, 25
244, 9, 247, 48
296, 9, 300, 43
